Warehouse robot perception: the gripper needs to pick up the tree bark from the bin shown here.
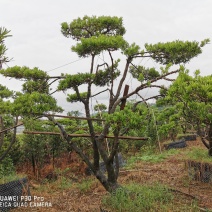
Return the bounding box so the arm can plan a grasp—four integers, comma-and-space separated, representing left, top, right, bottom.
200, 124, 212, 156
0, 116, 4, 150
208, 124, 212, 156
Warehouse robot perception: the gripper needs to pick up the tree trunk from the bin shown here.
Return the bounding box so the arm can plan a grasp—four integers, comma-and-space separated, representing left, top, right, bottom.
209, 143, 212, 156
31, 153, 36, 177
208, 124, 212, 156
47, 115, 121, 193
84, 102, 100, 171
95, 167, 120, 193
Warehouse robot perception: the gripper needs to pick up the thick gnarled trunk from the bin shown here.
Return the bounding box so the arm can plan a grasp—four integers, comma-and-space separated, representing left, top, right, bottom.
47, 115, 120, 193
95, 165, 120, 193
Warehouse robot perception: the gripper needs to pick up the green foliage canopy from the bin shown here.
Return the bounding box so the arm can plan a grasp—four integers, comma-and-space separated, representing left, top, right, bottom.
12, 92, 62, 116
61, 16, 126, 40
165, 70, 212, 125
0, 66, 48, 79
145, 39, 210, 65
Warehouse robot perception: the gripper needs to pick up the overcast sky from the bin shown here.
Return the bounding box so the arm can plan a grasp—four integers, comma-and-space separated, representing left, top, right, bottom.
1, 0, 212, 114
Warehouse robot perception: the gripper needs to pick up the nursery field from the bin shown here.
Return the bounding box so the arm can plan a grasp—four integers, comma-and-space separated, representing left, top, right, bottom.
11, 138, 212, 212
1, 13, 211, 212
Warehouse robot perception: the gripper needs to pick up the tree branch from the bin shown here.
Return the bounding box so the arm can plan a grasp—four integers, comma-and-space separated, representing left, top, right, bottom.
109, 59, 131, 112
133, 94, 162, 110
95, 62, 109, 73
108, 50, 115, 104
23, 131, 148, 140
91, 88, 109, 98
75, 86, 86, 104
42, 113, 105, 121
45, 115, 96, 172
201, 137, 210, 149
111, 69, 180, 112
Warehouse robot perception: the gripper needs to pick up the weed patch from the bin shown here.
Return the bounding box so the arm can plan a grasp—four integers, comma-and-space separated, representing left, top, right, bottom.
184, 147, 212, 163
102, 183, 199, 212
37, 175, 72, 192
126, 149, 180, 168
102, 183, 172, 211
76, 178, 93, 193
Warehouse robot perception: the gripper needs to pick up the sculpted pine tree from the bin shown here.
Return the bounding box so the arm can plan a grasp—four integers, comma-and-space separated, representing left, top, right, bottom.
0, 16, 209, 192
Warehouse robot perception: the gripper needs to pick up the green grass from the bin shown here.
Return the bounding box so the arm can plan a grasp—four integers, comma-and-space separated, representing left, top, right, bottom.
38, 176, 73, 192
0, 173, 26, 184
102, 183, 199, 212
184, 147, 212, 163
76, 178, 93, 193
56, 176, 72, 190
177, 133, 196, 138
126, 149, 180, 169
38, 175, 93, 193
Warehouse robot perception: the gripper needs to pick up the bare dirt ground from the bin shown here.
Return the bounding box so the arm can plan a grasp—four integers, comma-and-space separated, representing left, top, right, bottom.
13, 138, 212, 212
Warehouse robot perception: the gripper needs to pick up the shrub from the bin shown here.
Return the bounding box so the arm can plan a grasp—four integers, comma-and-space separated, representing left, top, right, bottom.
0, 156, 15, 178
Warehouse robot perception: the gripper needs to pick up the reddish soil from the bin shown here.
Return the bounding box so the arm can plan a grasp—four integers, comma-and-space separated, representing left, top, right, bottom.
13, 138, 212, 211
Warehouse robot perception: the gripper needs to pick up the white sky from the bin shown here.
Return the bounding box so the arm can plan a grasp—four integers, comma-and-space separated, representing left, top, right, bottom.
1, 0, 212, 114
